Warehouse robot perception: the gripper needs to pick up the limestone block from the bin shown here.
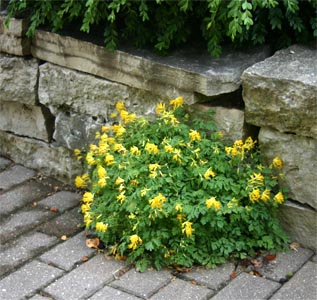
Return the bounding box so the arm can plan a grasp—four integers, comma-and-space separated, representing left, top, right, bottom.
0, 34, 31, 56
259, 127, 317, 209
0, 130, 82, 184
279, 201, 317, 251
32, 30, 270, 104
0, 54, 38, 104
38, 62, 165, 118
0, 101, 51, 142
188, 104, 257, 142
242, 45, 317, 138
0, 16, 29, 37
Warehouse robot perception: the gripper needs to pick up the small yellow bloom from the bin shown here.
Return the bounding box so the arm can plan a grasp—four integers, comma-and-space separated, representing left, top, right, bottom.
115, 177, 125, 185
261, 189, 271, 202
274, 192, 284, 204
149, 193, 167, 209
116, 191, 126, 204
98, 178, 107, 188
115, 101, 126, 112
272, 157, 283, 169
148, 163, 161, 172
112, 124, 126, 136
105, 154, 115, 166
249, 188, 261, 203
156, 102, 166, 115
82, 192, 94, 204
169, 96, 184, 110
84, 212, 92, 227
189, 130, 201, 142
128, 234, 142, 250
141, 187, 151, 197
164, 144, 174, 153
86, 152, 96, 165
81, 203, 91, 213
130, 146, 141, 155
118, 184, 125, 192
97, 165, 107, 178
96, 222, 108, 233
74, 148, 81, 156
182, 221, 193, 237
101, 125, 111, 133
248, 173, 264, 186
145, 142, 159, 154
204, 167, 216, 180
175, 204, 182, 212
110, 112, 117, 118
89, 144, 98, 152
206, 197, 221, 210
243, 137, 256, 150
113, 143, 126, 153
75, 175, 89, 189
130, 179, 139, 186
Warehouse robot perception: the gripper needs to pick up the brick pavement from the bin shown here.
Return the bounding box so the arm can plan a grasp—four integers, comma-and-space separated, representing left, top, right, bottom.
0, 156, 316, 300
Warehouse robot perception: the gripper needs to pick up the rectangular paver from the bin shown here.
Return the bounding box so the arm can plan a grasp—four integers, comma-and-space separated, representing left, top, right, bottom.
0, 231, 58, 277
210, 272, 280, 300
44, 254, 126, 300
87, 286, 140, 300
151, 278, 214, 300
111, 268, 173, 299
0, 260, 64, 300
270, 261, 317, 300
40, 231, 95, 271
0, 165, 35, 190
38, 191, 81, 212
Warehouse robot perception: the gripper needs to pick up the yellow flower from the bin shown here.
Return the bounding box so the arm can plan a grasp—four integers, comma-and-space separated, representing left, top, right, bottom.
234, 140, 243, 148
98, 178, 107, 188
97, 165, 107, 178
118, 184, 125, 192
141, 187, 151, 197
189, 130, 201, 142
218, 131, 223, 139
116, 191, 126, 204
98, 142, 109, 155
248, 173, 264, 186
112, 124, 126, 136
206, 197, 221, 210
182, 221, 193, 237
130, 179, 139, 186
249, 188, 261, 203
261, 189, 271, 202
110, 112, 117, 118
95, 131, 101, 139
175, 204, 182, 212
115, 177, 125, 185
164, 144, 174, 153
84, 212, 92, 227
82, 192, 94, 204
130, 146, 141, 155
86, 152, 96, 165
156, 102, 166, 115
169, 96, 184, 110
148, 163, 161, 172
149, 193, 167, 209
75, 175, 89, 188
101, 125, 111, 133
105, 154, 115, 166
274, 192, 284, 204
204, 167, 216, 180
128, 234, 142, 250
243, 136, 256, 150
115, 101, 126, 112
81, 203, 91, 213
89, 144, 98, 152
113, 143, 127, 153
272, 157, 283, 169
74, 148, 81, 156
145, 142, 159, 154
96, 222, 108, 233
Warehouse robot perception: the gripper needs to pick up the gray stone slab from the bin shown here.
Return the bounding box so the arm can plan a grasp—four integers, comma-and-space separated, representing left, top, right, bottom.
311, 254, 317, 263
182, 263, 235, 290
0, 156, 11, 170
262, 247, 314, 282
29, 294, 53, 300
0, 209, 51, 243
111, 268, 173, 299
87, 286, 140, 300
0, 260, 64, 300
0, 165, 36, 190
210, 272, 280, 300
270, 261, 317, 300
0, 231, 58, 277
0, 180, 54, 217
44, 255, 126, 300
37, 207, 83, 237
151, 278, 214, 300
38, 190, 81, 212
40, 232, 95, 271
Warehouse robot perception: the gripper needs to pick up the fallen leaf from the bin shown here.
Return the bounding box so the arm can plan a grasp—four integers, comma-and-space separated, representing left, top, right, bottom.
50, 207, 58, 213
86, 237, 100, 249
230, 272, 237, 279
264, 253, 276, 262
61, 235, 67, 240
81, 256, 89, 262
191, 280, 197, 285
251, 259, 263, 268
289, 242, 300, 251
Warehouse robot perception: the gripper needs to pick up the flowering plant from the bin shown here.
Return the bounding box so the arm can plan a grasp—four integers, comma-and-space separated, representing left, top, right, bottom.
75, 97, 289, 271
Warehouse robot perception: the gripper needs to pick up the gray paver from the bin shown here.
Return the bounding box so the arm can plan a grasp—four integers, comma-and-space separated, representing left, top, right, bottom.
0, 260, 64, 300
0, 180, 54, 216
111, 268, 173, 299
311, 254, 317, 263
0, 209, 52, 243
87, 286, 140, 300
39, 231, 95, 271
0, 165, 35, 190
29, 294, 53, 300
0, 231, 58, 277
151, 278, 214, 300
44, 254, 126, 300
37, 207, 83, 237
210, 272, 281, 300
0, 157, 11, 170
262, 248, 314, 282
38, 190, 81, 212
270, 261, 317, 300
182, 263, 235, 290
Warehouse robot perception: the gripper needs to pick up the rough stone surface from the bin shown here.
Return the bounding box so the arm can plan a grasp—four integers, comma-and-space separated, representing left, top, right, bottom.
87, 286, 140, 300
0, 232, 58, 277
0, 130, 82, 184
0, 164, 35, 190
259, 127, 317, 209
0, 101, 51, 141
0, 156, 11, 170
0, 260, 63, 300
270, 261, 317, 300
33, 30, 270, 103
151, 278, 214, 300
111, 268, 173, 298
29, 295, 51, 300
279, 201, 317, 252
182, 263, 235, 290
38, 191, 81, 212
39, 232, 95, 271
44, 255, 126, 300
0, 34, 31, 56
242, 45, 317, 138
0, 54, 38, 104
210, 272, 281, 300
0, 16, 29, 37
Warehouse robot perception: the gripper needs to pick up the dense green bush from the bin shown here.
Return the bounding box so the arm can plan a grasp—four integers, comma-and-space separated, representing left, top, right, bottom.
5, 0, 317, 56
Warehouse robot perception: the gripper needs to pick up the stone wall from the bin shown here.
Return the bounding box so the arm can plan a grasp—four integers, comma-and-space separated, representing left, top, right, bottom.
0, 17, 316, 250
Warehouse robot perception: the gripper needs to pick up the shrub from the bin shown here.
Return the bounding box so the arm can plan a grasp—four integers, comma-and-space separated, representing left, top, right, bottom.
74, 97, 289, 271
5, 0, 317, 56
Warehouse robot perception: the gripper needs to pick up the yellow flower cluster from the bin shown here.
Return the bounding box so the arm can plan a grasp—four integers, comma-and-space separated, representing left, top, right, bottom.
96, 222, 108, 232
272, 157, 283, 169
206, 197, 221, 210
182, 221, 193, 237
128, 234, 142, 250
225, 137, 256, 158
204, 167, 216, 180
149, 193, 167, 209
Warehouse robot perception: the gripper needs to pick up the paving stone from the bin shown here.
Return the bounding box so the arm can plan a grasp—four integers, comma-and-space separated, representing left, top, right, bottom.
0, 156, 11, 170
0, 260, 64, 300
0, 209, 52, 243
44, 254, 126, 300
210, 272, 281, 300
262, 247, 314, 282
87, 286, 140, 300
311, 254, 317, 263
111, 268, 173, 299
0, 180, 54, 217
0, 165, 35, 190
181, 263, 235, 290
270, 261, 317, 300
39, 232, 95, 271
37, 207, 83, 237
0, 232, 58, 277
29, 294, 53, 300
38, 190, 81, 212
151, 278, 214, 300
